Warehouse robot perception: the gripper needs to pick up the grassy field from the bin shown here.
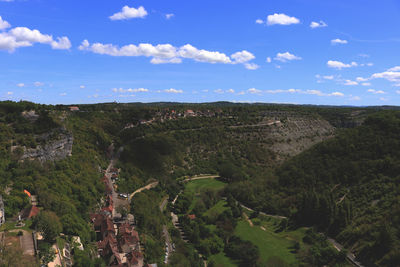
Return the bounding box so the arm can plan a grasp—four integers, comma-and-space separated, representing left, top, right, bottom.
184, 178, 227, 212
208, 252, 238, 267
203, 200, 229, 219
235, 216, 307, 266
185, 178, 227, 193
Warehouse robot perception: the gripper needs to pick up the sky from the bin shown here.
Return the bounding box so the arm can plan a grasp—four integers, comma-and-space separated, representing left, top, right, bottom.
1, 0, 400, 105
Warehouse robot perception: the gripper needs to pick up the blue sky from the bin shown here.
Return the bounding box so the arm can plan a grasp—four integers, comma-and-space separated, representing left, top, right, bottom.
1, 0, 400, 105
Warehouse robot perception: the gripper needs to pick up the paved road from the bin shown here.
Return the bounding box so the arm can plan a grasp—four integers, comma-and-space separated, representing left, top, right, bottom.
12, 230, 34, 256
327, 238, 365, 267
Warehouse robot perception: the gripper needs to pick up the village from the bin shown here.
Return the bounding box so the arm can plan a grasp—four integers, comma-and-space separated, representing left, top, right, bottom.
0, 157, 162, 267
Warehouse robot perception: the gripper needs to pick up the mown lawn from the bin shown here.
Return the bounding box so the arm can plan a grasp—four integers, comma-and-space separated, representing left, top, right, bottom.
185, 178, 226, 194
185, 178, 227, 212
235, 217, 306, 265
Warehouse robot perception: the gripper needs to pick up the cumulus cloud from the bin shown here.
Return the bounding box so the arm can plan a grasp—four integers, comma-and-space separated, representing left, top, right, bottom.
227, 89, 235, 93
0, 16, 11, 30
80, 85, 85, 89
113, 88, 149, 93
274, 52, 301, 62
165, 14, 174, 20
60, 92, 67, 96
265, 88, 344, 97
362, 82, 371, 86
214, 89, 224, 94
367, 89, 385, 94
79, 40, 257, 68
266, 57, 272, 63
255, 19, 264, 24
150, 57, 182, 64
310, 21, 327, 29
17, 83, 24, 87
244, 63, 260, 70
109, 5, 148, 20
371, 66, 400, 84
164, 88, 183, 93
327, 60, 357, 70
231, 50, 255, 63
0, 25, 71, 52
331, 39, 348, 45
344, 79, 358, 86
34, 81, 44, 87
248, 88, 261, 94
267, 13, 300, 26
7, 91, 13, 95
356, 77, 369, 82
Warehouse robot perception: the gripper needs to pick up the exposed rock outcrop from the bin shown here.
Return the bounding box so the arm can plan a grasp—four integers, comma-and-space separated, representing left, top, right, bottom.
19, 128, 73, 163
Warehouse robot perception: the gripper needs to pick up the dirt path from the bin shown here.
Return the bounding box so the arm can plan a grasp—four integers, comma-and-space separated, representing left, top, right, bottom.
129, 181, 159, 201
243, 212, 254, 227
9, 230, 34, 256
181, 175, 220, 183
239, 203, 288, 220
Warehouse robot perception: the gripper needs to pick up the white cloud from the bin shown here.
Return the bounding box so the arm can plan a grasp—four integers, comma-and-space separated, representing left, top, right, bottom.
80, 40, 256, 68
274, 52, 301, 62
396, 90, 400, 94
109, 5, 148, 20
0, 16, 11, 30
150, 57, 182, 64
344, 79, 358, 86
179, 44, 231, 64
60, 92, 67, 96
164, 88, 182, 93
113, 88, 149, 93
266, 57, 272, 63
0, 25, 71, 52
359, 54, 370, 58
248, 88, 261, 94
7, 91, 13, 95
17, 83, 24, 87
165, 14, 174, 20
330, 92, 344, 97
362, 82, 371, 86
327, 60, 357, 70
323, 75, 334, 80
231, 50, 255, 63
367, 89, 385, 94
267, 13, 300, 26
331, 39, 348, 45
388, 66, 400, 72
214, 89, 224, 94
34, 81, 44, 87
350, 96, 361, 101
310, 21, 327, 29
244, 63, 260, 70
80, 85, 85, 89
227, 89, 235, 93
255, 19, 264, 24
379, 97, 388, 101
356, 77, 369, 82
371, 67, 400, 83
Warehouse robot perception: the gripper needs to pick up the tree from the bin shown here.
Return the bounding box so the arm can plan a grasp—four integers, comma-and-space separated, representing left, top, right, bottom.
34, 210, 62, 242
38, 242, 56, 265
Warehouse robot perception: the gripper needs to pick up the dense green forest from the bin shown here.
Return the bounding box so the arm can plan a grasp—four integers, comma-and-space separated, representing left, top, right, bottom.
0, 100, 399, 266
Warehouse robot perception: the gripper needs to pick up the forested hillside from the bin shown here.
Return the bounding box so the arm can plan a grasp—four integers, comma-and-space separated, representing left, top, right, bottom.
227, 111, 400, 266
1, 101, 397, 267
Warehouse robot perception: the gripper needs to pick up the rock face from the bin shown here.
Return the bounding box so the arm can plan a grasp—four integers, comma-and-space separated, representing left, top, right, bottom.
20, 128, 73, 163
